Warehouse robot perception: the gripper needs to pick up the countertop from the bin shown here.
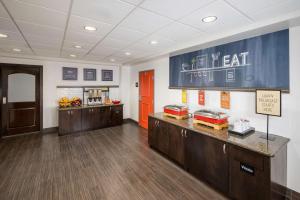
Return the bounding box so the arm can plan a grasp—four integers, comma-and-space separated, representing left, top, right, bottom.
58, 104, 123, 111
150, 113, 289, 157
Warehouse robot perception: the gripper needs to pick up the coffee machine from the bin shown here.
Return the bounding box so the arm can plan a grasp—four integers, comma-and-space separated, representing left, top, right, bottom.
86, 89, 102, 105
84, 87, 110, 106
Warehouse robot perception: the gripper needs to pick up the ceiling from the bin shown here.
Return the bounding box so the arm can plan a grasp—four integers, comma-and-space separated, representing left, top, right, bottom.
0, 0, 300, 64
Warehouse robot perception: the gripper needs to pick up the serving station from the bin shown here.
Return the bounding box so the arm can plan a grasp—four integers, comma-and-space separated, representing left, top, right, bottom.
58, 104, 123, 135
148, 113, 289, 200
57, 85, 123, 136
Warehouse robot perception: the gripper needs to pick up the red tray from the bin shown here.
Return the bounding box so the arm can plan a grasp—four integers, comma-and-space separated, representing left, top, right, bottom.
164, 108, 188, 116
194, 115, 228, 124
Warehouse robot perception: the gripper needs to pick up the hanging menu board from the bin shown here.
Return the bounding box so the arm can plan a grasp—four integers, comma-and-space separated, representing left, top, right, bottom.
169, 29, 289, 92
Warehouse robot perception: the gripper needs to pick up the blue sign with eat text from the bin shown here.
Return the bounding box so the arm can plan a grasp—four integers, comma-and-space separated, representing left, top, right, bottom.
169, 29, 289, 91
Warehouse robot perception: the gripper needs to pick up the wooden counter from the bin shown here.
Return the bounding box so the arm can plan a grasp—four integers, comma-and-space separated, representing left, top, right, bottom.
58, 103, 123, 111
149, 113, 289, 200
150, 112, 289, 157
58, 104, 123, 135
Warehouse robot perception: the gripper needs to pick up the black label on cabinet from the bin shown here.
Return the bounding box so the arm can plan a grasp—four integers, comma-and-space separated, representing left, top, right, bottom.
240, 162, 255, 176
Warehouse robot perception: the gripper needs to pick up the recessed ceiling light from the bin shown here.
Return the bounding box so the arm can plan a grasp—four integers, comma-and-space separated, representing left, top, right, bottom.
84, 26, 97, 31
202, 16, 217, 23
0, 33, 8, 38
125, 52, 131, 56
13, 48, 21, 52
110, 58, 115, 62
70, 54, 76, 58
150, 40, 158, 45
74, 45, 82, 49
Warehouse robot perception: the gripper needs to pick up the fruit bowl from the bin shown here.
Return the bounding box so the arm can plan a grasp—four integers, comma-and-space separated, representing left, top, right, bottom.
112, 100, 121, 104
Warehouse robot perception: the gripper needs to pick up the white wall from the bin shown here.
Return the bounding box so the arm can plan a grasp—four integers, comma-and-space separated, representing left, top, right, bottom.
0, 56, 126, 128
120, 66, 131, 119
129, 26, 300, 192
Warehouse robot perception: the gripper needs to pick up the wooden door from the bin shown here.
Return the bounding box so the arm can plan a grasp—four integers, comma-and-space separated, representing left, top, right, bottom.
185, 131, 229, 194
139, 70, 154, 129
168, 124, 185, 165
1, 64, 42, 136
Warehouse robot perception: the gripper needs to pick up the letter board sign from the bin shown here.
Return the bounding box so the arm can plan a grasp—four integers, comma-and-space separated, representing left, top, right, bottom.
169, 29, 289, 92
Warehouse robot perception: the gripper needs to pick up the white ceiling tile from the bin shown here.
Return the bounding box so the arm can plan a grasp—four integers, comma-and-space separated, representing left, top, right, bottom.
0, 4, 9, 18
90, 46, 119, 57
180, 0, 251, 33
67, 15, 114, 38
155, 22, 206, 42
30, 42, 60, 51
98, 37, 131, 49
0, 45, 32, 54
2, 0, 67, 28
84, 54, 106, 62
65, 31, 104, 45
16, 0, 71, 13
62, 47, 89, 55
136, 34, 176, 50
119, 0, 143, 6
108, 26, 147, 43
226, 0, 300, 20
63, 40, 94, 51
119, 8, 173, 33
0, 39, 28, 48
0, 17, 19, 32
0, 50, 33, 55
61, 51, 84, 59
26, 34, 62, 47
17, 21, 64, 39
72, 0, 135, 25
0, 30, 24, 41
34, 49, 60, 57
140, 0, 215, 20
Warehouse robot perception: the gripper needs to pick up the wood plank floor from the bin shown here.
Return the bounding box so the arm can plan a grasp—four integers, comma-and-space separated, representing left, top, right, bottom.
0, 122, 227, 200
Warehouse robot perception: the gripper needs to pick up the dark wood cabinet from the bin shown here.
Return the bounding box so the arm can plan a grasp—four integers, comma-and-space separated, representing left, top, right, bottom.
148, 117, 157, 147
229, 145, 270, 200
185, 131, 228, 194
110, 105, 123, 126
148, 115, 288, 200
59, 105, 123, 135
82, 108, 96, 131
98, 107, 110, 128
148, 117, 186, 165
155, 120, 169, 155
168, 123, 185, 165
59, 109, 81, 135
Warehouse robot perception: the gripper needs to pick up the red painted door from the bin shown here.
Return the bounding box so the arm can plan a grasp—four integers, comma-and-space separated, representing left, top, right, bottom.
139, 70, 154, 129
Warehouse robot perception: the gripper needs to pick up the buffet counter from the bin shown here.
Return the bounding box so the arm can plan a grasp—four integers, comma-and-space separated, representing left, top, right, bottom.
148, 113, 289, 200
150, 112, 289, 157
58, 104, 123, 135
58, 103, 123, 111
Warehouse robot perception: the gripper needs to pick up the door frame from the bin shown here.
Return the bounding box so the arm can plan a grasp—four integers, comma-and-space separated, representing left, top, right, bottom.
0, 63, 43, 137
138, 69, 154, 128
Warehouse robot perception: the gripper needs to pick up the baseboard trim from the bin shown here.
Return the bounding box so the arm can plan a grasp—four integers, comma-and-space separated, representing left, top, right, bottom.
272, 182, 300, 199
123, 118, 138, 125
42, 127, 58, 134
